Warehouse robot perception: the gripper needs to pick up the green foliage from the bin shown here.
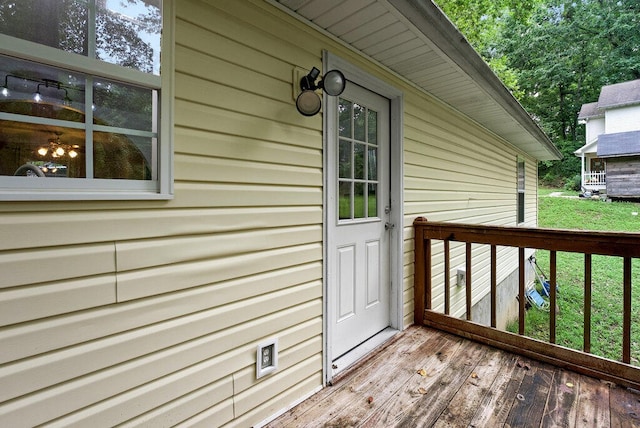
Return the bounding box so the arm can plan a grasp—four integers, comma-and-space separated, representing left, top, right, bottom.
436, 0, 640, 185
508, 195, 640, 363
563, 174, 581, 191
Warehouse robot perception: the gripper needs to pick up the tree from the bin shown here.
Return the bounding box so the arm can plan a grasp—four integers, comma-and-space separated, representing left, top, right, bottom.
436, 0, 640, 186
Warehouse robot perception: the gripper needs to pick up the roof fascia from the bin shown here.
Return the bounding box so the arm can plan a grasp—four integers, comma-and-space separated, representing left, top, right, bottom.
387, 0, 561, 160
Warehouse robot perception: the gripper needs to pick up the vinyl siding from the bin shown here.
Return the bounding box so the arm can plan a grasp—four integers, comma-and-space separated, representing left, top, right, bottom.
0, 0, 543, 426
401, 91, 539, 326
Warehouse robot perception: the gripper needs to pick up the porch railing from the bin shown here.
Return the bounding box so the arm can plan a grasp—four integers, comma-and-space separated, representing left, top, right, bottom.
583, 171, 606, 186
413, 217, 640, 390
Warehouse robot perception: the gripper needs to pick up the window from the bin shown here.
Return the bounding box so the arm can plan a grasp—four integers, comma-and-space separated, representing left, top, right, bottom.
0, 0, 172, 200
338, 98, 379, 221
517, 158, 525, 223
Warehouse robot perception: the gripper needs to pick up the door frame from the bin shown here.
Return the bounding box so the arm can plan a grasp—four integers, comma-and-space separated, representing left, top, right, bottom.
323, 51, 404, 384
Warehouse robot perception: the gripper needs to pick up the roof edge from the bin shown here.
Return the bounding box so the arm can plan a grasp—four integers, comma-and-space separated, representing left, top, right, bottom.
387, 0, 562, 160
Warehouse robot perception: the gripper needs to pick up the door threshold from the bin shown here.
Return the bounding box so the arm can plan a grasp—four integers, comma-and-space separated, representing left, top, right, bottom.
330, 327, 398, 381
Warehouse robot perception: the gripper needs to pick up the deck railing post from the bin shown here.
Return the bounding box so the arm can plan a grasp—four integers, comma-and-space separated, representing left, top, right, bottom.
410, 218, 640, 390
413, 217, 427, 325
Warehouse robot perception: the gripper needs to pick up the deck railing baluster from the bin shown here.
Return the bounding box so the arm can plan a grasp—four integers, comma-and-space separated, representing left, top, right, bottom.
444, 240, 450, 315
623, 257, 632, 364
519, 247, 525, 335
584, 254, 592, 353
491, 244, 497, 328
466, 242, 472, 321
412, 217, 640, 390
550, 250, 557, 344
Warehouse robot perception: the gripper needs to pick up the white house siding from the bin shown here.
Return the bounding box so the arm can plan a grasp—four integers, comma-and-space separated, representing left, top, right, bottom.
605, 104, 640, 134
0, 0, 543, 426
586, 117, 605, 145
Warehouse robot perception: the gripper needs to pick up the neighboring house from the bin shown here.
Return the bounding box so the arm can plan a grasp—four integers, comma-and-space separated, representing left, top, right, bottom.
0, 1, 560, 426
576, 79, 640, 198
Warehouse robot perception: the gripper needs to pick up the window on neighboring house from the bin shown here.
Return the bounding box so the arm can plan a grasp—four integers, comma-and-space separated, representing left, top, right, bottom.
517, 158, 525, 223
0, 0, 172, 200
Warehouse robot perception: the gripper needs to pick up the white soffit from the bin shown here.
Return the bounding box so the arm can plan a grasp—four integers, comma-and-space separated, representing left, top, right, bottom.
275, 0, 562, 161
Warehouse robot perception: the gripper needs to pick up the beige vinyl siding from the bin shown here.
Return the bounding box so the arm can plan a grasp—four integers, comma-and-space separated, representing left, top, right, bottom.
401, 90, 535, 326
0, 0, 326, 426
0, 0, 546, 425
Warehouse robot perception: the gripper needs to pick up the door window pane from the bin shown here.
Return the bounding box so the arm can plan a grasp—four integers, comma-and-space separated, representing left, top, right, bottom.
339, 139, 351, 179
336, 98, 381, 222
354, 182, 365, 219
354, 143, 365, 180
368, 183, 378, 217
368, 147, 377, 180
339, 181, 351, 220
354, 103, 365, 141
368, 110, 377, 144
339, 99, 352, 138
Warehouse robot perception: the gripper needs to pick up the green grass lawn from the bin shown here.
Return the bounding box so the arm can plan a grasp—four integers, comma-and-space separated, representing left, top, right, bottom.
508, 190, 640, 364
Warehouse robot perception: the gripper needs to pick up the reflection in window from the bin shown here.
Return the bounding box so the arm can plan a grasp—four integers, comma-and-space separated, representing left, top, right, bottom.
0, 0, 161, 75
0, 54, 154, 180
338, 97, 380, 221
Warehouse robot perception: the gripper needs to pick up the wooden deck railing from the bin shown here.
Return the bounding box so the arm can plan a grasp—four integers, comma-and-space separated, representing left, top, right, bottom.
413, 217, 640, 390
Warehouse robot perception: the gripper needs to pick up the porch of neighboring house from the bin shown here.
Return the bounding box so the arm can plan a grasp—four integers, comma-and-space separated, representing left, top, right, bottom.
267, 219, 640, 427
578, 153, 607, 193
268, 326, 640, 427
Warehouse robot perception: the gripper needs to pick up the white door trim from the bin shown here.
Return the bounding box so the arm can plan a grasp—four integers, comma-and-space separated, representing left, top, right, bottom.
323, 51, 404, 384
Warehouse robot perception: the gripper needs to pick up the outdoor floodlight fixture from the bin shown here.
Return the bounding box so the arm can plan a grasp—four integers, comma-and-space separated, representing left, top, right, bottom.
296, 67, 346, 116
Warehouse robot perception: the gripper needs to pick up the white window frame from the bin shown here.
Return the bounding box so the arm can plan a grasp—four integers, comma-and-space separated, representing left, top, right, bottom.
0, 0, 174, 201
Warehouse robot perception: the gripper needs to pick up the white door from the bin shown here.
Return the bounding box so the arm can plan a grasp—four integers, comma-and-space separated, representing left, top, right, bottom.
328, 83, 391, 360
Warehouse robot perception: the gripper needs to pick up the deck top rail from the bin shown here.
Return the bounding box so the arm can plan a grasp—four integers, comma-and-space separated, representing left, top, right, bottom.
413, 217, 640, 390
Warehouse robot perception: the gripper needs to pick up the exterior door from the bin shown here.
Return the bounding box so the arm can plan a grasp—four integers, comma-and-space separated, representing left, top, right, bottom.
328, 83, 391, 360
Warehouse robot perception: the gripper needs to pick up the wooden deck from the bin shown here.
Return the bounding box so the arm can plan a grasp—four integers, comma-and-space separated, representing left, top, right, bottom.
267, 326, 640, 427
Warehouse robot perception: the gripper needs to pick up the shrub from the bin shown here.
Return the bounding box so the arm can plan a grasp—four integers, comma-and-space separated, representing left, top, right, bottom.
564, 174, 581, 191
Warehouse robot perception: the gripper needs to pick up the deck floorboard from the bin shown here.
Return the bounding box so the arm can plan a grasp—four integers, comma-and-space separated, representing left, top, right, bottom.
267, 326, 640, 428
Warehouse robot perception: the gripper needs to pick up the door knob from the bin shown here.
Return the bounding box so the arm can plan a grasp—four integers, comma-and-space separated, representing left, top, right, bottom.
385, 222, 395, 230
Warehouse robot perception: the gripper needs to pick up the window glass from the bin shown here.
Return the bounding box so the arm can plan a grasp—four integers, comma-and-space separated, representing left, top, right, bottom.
0, 1, 88, 55
93, 78, 155, 131
337, 97, 380, 221
339, 181, 351, 220
354, 143, 365, 180
368, 183, 377, 217
354, 103, 365, 141
0, 0, 165, 197
354, 182, 365, 219
0, 56, 86, 122
97, 0, 162, 74
93, 132, 152, 180
0, 121, 86, 178
338, 139, 351, 179
339, 100, 352, 138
